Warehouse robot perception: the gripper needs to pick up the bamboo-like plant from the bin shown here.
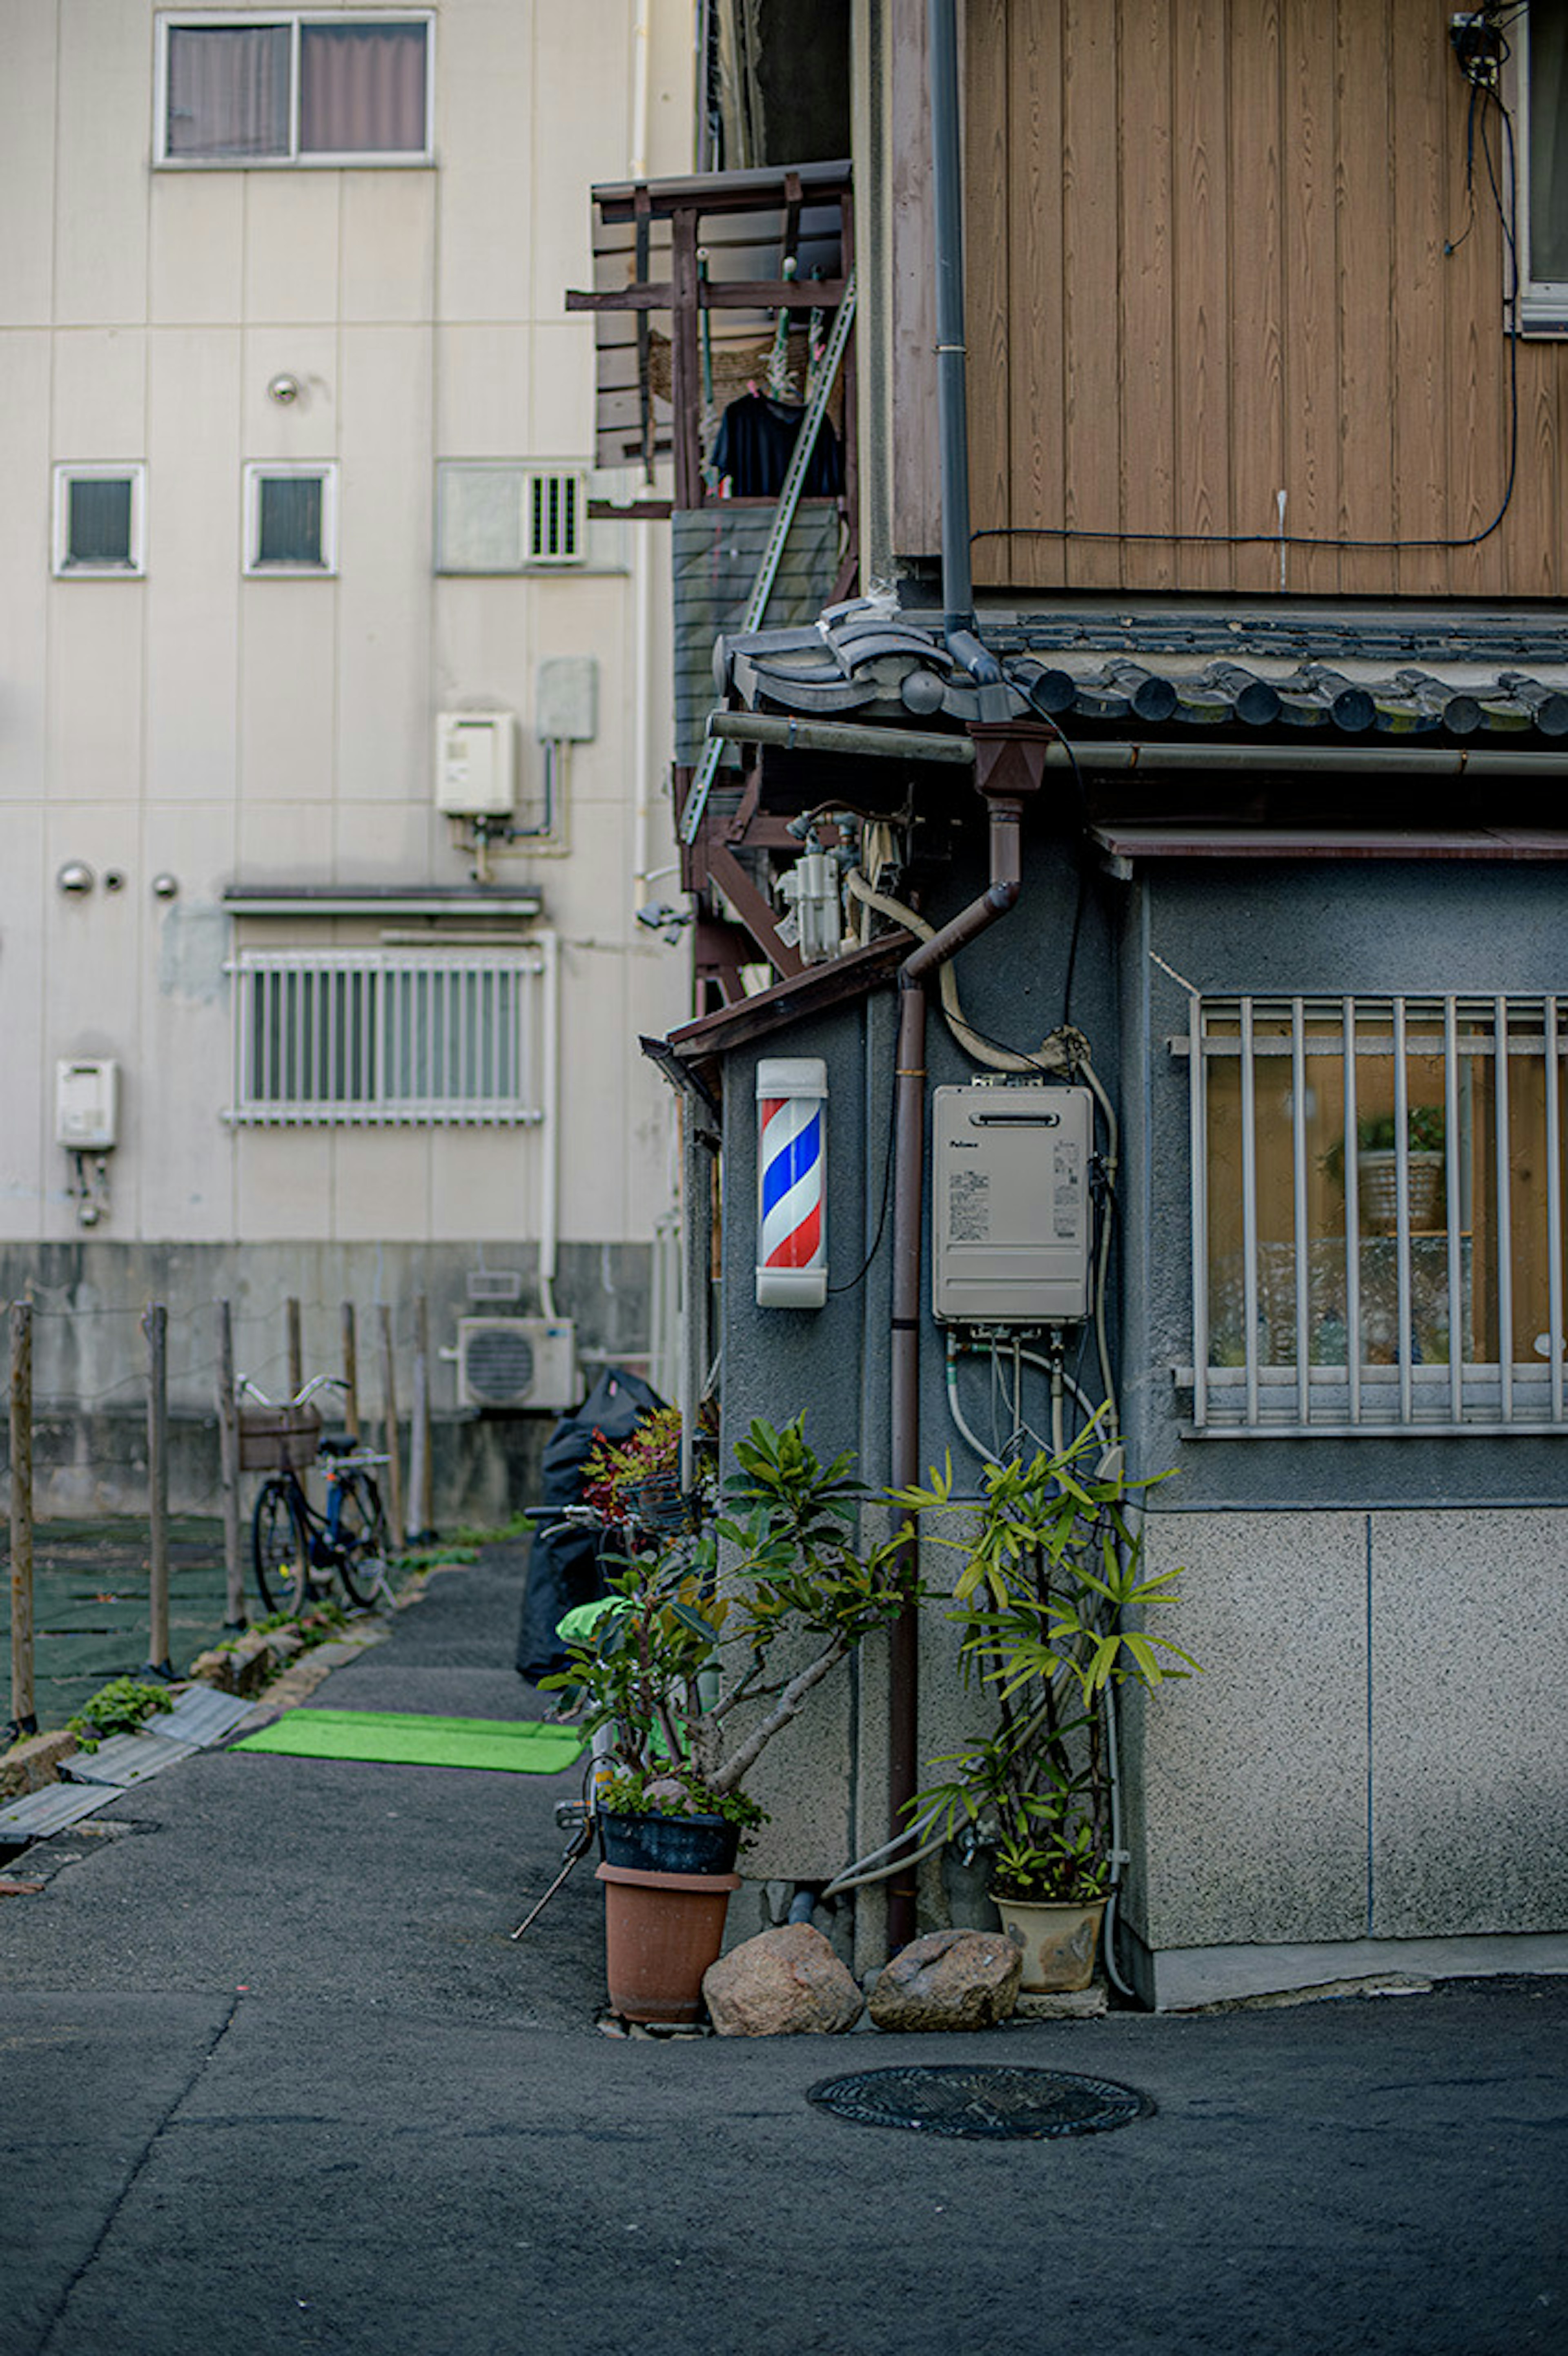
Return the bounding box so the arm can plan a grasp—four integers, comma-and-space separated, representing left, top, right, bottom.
545, 1415, 907, 1824
893, 1417, 1199, 1904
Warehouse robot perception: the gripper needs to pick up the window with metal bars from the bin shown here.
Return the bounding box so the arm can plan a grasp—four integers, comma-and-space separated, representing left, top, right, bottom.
229, 948, 543, 1124
1181, 994, 1568, 1433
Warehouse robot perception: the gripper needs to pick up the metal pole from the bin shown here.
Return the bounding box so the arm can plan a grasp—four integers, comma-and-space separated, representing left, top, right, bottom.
218, 1301, 246, 1627
411, 1292, 433, 1539
144, 1302, 172, 1678
341, 1301, 360, 1439
9, 1303, 36, 1741
378, 1305, 405, 1548
286, 1296, 303, 1400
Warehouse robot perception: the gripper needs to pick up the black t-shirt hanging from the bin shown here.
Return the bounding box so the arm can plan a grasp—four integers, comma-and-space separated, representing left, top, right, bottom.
710, 391, 843, 500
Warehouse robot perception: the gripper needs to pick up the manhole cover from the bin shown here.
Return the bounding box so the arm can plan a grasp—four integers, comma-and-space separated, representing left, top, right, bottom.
806, 2064, 1154, 2141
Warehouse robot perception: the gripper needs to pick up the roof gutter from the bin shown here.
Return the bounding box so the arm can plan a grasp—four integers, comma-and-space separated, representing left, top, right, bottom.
705, 710, 1568, 777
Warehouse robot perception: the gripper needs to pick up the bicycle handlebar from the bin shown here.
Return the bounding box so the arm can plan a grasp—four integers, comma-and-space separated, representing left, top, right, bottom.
236, 1373, 349, 1409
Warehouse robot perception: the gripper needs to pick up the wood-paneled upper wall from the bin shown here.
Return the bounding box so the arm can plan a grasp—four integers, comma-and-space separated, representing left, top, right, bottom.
949, 0, 1566, 599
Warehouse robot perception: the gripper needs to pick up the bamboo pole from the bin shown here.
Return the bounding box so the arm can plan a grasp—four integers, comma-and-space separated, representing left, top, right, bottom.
143, 1302, 172, 1677
218, 1301, 245, 1626
9, 1302, 36, 1740
378, 1305, 405, 1546
285, 1296, 303, 1400
410, 1292, 433, 1540
341, 1301, 360, 1440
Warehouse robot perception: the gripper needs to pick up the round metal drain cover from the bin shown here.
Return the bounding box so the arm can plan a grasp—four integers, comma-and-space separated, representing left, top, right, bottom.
806, 2064, 1154, 2141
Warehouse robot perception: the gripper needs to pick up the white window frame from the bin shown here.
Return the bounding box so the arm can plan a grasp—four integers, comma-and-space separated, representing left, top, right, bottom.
52, 464, 146, 577
1180, 991, 1568, 1436
227, 946, 546, 1125
1505, 10, 1568, 335
154, 12, 435, 169
243, 461, 339, 576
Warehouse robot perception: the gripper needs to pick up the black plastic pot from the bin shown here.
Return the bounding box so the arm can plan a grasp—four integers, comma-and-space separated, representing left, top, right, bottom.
598, 1809, 741, 1876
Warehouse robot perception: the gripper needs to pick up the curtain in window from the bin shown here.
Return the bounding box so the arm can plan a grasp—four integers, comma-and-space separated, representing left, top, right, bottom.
166, 26, 290, 159
298, 22, 427, 154
1531, 1, 1568, 283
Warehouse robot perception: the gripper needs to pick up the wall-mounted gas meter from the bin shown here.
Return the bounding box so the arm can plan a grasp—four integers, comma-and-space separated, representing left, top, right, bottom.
932, 1083, 1094, 1325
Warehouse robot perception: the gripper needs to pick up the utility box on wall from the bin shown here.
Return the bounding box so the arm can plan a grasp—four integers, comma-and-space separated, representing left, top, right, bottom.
55, 1058, 120, 1150
436, 713, 516, 816
931, 1084, 1094, 1325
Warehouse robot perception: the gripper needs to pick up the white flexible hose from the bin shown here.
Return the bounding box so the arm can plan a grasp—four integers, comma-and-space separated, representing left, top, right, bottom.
820, 1802, 947, 1899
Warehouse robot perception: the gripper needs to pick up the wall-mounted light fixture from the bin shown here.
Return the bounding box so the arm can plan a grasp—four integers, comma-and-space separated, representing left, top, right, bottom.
57, 861, 94, 895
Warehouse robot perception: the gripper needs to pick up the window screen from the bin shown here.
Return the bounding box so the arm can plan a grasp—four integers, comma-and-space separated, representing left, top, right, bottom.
256, 474, 324, 567
1529, 0, 1568, 284
66, 479, 134, 567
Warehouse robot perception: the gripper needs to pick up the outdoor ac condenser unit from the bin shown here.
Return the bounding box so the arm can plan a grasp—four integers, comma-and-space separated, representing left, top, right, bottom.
454, 1317, 578, 1412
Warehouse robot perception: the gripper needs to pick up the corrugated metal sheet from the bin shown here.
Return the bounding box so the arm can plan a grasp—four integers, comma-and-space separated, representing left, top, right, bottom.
161, 1686, 254, 1746
673, 502, 842, 765
60, 1731, 198, 1787
0, 1782, 121, 1847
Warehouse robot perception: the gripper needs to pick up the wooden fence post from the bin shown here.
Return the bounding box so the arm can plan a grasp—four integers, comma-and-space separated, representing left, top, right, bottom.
286, 1296, 303, 1401
9, 1302, 36, 1741
409, 1292, 433, 1541
218, 1301, 245, 1626
378, 1305, 405, 1546
143, 1302, 172, 1678
341, 1302, 360, 1440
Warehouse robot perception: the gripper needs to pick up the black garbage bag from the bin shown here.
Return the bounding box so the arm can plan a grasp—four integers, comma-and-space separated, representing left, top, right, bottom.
514, 1365, 665, 1685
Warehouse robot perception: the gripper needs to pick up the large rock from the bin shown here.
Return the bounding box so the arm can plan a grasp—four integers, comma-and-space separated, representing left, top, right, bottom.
703, 1923, 865, 2037
868, 1929, 1022, 2032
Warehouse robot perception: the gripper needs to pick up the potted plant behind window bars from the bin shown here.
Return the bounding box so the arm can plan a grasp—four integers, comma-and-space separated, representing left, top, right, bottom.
892, 1417, 1199, 1995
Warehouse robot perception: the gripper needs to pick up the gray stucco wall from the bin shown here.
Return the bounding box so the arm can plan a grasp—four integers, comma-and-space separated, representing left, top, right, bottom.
706, 839, 1568, 1963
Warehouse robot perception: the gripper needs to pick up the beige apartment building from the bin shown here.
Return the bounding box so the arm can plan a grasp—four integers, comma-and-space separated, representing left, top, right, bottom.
0, 2, 693, 1514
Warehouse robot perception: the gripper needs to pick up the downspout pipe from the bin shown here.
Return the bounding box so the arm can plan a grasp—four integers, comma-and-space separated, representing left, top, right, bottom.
885, 794, 1025, 1950
928, 0, 1000, 690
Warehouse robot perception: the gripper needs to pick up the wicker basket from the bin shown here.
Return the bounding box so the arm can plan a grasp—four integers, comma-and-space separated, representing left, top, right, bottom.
1358, 1151, 1445, 1235
238, 1403, 323, 1472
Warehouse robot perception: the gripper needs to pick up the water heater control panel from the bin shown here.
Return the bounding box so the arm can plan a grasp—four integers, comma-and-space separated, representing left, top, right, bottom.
931, 1083, 1094, 1325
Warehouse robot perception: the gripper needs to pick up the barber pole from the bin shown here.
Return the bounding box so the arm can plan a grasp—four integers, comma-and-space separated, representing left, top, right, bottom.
756, 1058, 828, 1308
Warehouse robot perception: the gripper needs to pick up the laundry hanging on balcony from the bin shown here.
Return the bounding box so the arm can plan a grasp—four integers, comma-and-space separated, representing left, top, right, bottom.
710, 390, 843, 500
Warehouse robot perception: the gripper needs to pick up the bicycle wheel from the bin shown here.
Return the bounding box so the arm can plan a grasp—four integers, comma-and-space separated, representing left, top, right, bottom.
333, 1470, 391, 1608
252, 1477, 311, 1616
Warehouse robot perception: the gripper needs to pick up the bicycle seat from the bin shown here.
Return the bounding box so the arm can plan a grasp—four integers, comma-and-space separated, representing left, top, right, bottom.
318, 1433, 359, 1458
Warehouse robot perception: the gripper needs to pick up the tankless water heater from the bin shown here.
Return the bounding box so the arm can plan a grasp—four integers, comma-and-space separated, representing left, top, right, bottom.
931, 1083, 1094, 1325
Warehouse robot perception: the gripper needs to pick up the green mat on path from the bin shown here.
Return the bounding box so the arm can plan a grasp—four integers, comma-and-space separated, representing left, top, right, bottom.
234, 1708, 585, 1774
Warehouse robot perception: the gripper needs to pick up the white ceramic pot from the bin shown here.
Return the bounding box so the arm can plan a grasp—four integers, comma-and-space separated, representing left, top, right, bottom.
993, 1893, 1107, 1993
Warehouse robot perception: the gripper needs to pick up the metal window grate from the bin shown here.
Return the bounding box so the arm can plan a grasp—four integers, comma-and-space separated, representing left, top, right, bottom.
229, 948, 544, 1125
526, 471, 583, 564
1182, 993, 1568, 1434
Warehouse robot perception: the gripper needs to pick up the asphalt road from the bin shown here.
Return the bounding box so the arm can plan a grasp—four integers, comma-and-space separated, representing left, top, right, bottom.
3, 1548, 1565, 2356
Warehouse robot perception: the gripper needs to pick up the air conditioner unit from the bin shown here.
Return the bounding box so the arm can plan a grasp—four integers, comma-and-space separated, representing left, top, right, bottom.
454, 1317, 578, 1412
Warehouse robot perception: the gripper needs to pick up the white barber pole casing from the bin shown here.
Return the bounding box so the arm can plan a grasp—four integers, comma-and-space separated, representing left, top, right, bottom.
756, 1058, 828, 1307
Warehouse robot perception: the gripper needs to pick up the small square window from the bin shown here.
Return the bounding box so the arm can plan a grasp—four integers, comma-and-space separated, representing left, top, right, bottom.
53, 466, 145, 576
1510, 2, 1568, 332
244, 462, 338, 573
157, 15, 433, 167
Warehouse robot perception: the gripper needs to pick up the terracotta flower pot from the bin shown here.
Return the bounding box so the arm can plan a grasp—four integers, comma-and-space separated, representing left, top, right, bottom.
993, 1894, 1107, 1994
597, 1861, 741, 2023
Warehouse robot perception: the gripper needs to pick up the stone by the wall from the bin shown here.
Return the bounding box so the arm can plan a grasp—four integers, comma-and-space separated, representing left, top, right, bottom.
0, 1728, 78, 1800
868, 1929, 1022, 2032
703, 1922, 865, 2037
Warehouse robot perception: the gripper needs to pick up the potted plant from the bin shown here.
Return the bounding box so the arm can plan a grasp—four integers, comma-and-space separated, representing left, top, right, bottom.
547, 1414, 906, 2021
1324, 1105, 1446, 1234
894, 1419, 1198, 1994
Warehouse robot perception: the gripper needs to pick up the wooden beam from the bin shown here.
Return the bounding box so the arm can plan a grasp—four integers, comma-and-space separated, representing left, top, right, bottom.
566, 280, 846, 314
703, 840, 805, 979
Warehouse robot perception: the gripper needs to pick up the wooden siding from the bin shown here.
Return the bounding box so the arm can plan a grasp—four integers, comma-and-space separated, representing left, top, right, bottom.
953, 0, 1568, 599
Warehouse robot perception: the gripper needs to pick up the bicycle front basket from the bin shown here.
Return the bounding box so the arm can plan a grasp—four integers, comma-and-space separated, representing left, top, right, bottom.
238, 1404, 323, 1472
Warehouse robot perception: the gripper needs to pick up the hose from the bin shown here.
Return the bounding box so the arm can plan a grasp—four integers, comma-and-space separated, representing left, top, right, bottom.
820, 1801, 947, 1900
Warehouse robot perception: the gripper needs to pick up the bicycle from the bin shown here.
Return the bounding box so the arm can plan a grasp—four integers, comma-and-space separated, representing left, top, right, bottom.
238, 1374, 395, 1616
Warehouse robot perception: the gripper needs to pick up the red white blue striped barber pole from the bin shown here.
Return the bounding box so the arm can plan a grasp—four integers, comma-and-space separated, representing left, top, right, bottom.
755, 1057, 828, 1308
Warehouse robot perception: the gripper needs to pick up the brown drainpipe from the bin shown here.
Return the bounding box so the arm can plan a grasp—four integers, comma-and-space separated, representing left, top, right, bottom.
884, 769, 1030, 1951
